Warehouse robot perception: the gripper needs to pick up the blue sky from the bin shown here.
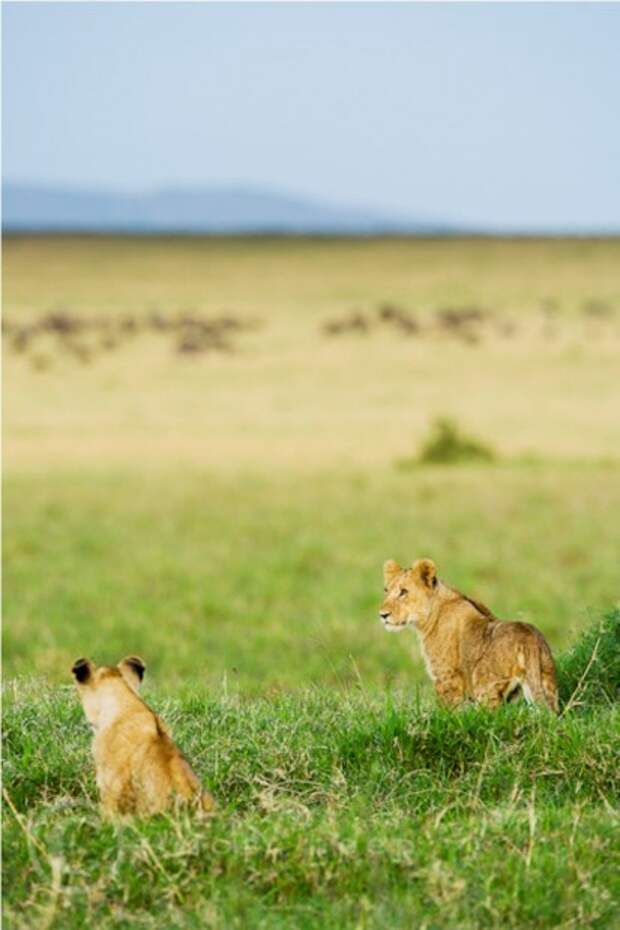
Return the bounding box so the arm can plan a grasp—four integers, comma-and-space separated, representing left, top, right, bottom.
3, 2, 620, 230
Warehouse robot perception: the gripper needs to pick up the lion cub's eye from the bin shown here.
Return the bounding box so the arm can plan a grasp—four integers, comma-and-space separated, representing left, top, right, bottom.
399, 588, 408, 598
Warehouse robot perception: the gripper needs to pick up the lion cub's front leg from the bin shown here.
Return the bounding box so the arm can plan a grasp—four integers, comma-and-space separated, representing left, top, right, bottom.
434, 672, 466, 708
99, 784, 129, 819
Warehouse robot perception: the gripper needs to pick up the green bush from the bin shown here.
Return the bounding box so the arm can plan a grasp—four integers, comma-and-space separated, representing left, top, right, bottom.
416, 416, 496, 465
557, 607, 620, 708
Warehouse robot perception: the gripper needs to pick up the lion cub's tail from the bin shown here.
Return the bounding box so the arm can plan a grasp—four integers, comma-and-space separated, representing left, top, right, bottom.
200, 790, 216, 813
169, 750, 216, 813
522, 636, 559, 713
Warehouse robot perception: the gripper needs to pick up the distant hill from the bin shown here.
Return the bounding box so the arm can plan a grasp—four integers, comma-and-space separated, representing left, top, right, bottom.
2, 183, 451, 235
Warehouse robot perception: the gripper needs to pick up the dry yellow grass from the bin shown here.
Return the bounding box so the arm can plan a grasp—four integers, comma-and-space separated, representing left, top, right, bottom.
4, 235, 620, 470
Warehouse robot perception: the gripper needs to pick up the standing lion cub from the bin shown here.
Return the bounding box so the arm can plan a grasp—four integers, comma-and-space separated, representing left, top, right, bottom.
72, 655, 215, 817
380, 559, 559, 711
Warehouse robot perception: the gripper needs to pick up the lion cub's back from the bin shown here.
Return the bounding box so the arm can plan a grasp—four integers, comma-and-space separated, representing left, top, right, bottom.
97, 711, 205, 815
488, 618, 554, 659
133, 716, 215, 813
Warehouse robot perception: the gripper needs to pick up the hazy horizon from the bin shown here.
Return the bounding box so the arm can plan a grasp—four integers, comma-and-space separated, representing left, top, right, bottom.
4, 3, 620, 232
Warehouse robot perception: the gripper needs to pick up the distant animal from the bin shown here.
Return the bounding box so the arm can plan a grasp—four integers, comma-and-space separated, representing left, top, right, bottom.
379, 559, 559, 711
71, 655, 215, 817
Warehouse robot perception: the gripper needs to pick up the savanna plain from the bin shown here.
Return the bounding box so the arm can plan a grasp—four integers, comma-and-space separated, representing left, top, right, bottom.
3, 236, 620, 929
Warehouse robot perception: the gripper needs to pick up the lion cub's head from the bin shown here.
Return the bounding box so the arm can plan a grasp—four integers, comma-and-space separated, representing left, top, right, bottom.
379, 558, 438, 631
71, 656, 146, 729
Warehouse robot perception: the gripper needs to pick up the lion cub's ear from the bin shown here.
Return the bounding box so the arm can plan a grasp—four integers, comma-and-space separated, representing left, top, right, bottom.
72, 657, 95, 684
383, 560, 402, 584
415, 558, 437, 589
118, 655, 146, 691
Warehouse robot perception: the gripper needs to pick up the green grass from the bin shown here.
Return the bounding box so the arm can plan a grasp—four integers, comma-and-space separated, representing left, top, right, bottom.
4, 465, 620, 691
4, 473, 619, 929
558, 609, 620, 706
4, 615, 620, 930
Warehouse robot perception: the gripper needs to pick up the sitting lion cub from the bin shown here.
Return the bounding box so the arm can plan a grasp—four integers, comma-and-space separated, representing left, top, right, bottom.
380, 559, 559, 711
72, 655, 215, 817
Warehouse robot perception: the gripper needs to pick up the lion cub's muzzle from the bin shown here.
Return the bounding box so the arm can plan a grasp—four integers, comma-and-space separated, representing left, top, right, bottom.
379, 611, 407, 631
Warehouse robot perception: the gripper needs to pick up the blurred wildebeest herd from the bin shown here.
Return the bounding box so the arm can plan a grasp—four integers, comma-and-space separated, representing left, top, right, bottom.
2, 309, 259, 369
4, 296, 618, 372
322, 299, 618, 345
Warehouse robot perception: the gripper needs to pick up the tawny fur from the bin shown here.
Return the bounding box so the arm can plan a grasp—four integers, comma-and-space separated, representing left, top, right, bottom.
380, 559, 559, 711
72, 656, 216, 818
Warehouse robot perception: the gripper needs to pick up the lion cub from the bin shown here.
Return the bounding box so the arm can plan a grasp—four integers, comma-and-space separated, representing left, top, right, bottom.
380, 559, 559, 711
72, 655, 215, 817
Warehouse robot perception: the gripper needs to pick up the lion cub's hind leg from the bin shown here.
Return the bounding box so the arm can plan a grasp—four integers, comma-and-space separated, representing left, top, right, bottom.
473, 679, 511, 709
471, 667, 521, 709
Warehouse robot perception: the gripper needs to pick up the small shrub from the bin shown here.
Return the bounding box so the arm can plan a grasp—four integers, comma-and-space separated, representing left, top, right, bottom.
557, 608, 620, 708
415, 417, 496, 465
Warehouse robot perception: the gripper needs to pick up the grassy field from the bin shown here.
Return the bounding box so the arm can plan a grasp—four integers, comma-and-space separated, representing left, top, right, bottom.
3, 236, 620, 928
4, 464, 620, 690
4, 618, 620, 930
